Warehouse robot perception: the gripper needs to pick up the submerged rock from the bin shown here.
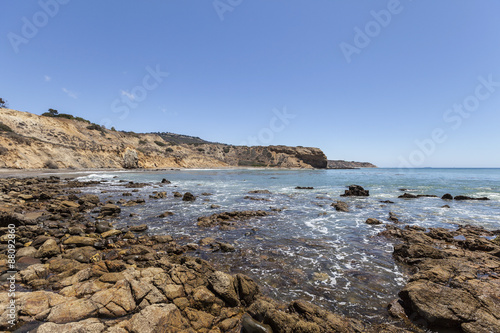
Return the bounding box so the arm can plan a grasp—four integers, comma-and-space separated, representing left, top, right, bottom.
182, 192, 196, 201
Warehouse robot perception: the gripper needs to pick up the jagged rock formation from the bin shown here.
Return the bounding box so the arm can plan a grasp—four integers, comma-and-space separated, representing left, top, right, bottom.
327, 160, 377, 169
0, 109, 327, 170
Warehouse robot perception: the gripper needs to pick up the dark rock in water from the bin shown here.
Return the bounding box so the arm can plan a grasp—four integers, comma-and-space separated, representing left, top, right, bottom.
98, 204, 121, 218
399, 193, 417, 199
442, 193, 453, 200
366, 218, 382, 225
173, 191, 182, 197
214, 241, 235, 253
380, 200, 395, 204
158, 211, 174, 218
441, 205, 450, 208
149, 191, 167, 199
248, 190, 272, 194
122, 192, 132, 196
244, 196, 271, 201
332, 201, 349, 212
241, 313, 272, 333
210, 204, 221, 209
201, 192, 212, 196
389, 212, 400, 224
161, 178, 171, 184
129, 224, 148, 232
182, 192, 196, 201
454, 195, 490, 201
341, 185, 369, 197
296, 186, 314, 190
197, 210, 270, 228
416, 194, 438, 198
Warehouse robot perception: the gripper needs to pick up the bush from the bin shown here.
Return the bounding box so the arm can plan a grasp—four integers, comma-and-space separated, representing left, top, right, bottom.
86, 123, 104, 132
0, 98, 8, 108
197, 148, 205, 152
154, 140, 166, 147
223, 147, 230, 153
138, 140, 147, 145
0, 146, 8, 155
165, 147, 174, 153
0, 122, 13, 132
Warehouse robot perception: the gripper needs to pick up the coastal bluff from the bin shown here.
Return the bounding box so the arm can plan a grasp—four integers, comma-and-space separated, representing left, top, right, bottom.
0, 109, 327, 170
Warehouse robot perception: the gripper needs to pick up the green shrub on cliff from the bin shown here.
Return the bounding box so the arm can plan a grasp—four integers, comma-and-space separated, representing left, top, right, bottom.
0, 98, 8, 108
154, 140, 166, 147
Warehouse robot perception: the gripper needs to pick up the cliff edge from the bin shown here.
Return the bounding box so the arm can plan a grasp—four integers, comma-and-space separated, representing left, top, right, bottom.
0, 109, 327, 170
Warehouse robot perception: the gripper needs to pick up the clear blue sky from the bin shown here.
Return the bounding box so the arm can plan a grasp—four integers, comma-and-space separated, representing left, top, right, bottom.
2, 0, 500, 167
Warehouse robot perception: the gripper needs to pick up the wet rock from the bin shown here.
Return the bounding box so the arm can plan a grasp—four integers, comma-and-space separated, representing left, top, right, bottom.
98, 204, 121, 218
161, 178, 171, 184
95, 221, 112, 234
149, 191, 166, 199
197, 210, 270, 228
129, 224, 148, 232
454, 195, 490, 201
248, 190, 272, 194
182, 192, 196, 201
341, 185, 369, 197
61, 200, 80, 209
78, 194, 100, 206
173, 191, 182, 197
210, 204, 221, 209
332, 201, 349, 212
399, 193, 417, 199
295, 186, 314, 190
380, 200, 395, 204
158, 211, 174, 218
442, 193, 453, 200
214, 241, 235, 253
19, 263, 49, 283
389, 212, 400, 224
441, 205, 450, 208
244, 196, 271, 201
366, 218, 382, 225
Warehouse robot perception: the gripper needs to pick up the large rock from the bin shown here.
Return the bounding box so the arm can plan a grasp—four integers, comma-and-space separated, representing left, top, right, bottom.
208, 271, 240, 307
340, 185, 369, 197
332, 201, 348, 212
99, 204, 121, 218
63, 236, 96, 247
123, 148, 139, 169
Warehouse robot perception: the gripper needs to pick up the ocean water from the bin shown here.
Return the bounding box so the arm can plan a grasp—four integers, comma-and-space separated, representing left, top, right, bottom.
74, 168, 500, 322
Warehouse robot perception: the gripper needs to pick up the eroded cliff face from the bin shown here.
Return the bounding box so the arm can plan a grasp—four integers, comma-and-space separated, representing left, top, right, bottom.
0, 109, 327, 170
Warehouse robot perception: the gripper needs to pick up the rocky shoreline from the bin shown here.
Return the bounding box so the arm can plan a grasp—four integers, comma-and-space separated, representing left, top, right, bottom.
0, 177, 499, 332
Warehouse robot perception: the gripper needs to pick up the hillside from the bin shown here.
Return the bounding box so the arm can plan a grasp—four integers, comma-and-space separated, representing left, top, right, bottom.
0, 109, 327, 170
327, 160, 377, 169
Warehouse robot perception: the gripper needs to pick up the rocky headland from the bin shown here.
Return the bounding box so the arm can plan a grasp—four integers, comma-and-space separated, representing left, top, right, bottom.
0, 109, 328, 170
327, 161, 377, 169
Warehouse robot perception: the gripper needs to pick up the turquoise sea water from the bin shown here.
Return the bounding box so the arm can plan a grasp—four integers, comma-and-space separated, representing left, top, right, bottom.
73, 168, 500, 322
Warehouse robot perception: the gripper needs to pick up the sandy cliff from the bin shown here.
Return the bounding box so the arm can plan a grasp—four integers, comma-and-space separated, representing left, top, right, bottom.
0, 109, 327, 170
